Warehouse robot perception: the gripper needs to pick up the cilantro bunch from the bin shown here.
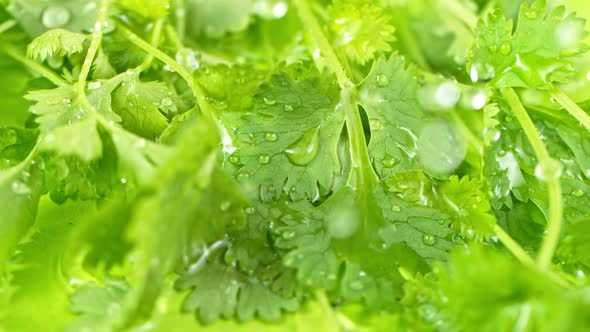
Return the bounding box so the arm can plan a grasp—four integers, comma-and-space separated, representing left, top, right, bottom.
1, 0, 590, 331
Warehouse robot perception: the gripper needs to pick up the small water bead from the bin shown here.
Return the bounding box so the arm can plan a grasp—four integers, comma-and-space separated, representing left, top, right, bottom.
257, 154, 270, 164
268, 185, 276, 192
63, 98, 72, 105
534, 158, 563, 182
376, 74, 390, 87
282, 231, 295, 239
175, 48, 200, 72
88, 81, 102, 90
263, 97, 276, 105
236, 172, 250, 182
417, 121, 467, 176
391, 205, 401, 212
284, 127, 320, 166
524, 9, 537, 20
283, 104, 294, 111
42, 6, 71, 28
484, 127, 501, 143
229, 155, 240, 164
349, 280, 364, 291
47, 55, 64, 69
264, 132, 278, 141
11, 180, 31, 195
423, 234, 436, 245
161, 97, 173, 107
488, 44, 498, 53
383, 156, 398, 168
499, 41, 512, 55
244, 207, 256, 215
573, 189, 584, 197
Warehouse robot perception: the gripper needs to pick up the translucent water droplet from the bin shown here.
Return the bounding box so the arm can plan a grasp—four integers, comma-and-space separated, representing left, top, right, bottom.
470, 90, 488, 110
433, 82, 460, 109
465, 228, 475, 239
268, 185, 276, 192
175, 48, 200, 72
534, 158, 562, 182
255, 0, 288, 19
573, 189, 584, 197
220, 201, 232, 211
283, 104, 294, 111
47, 55, 63, 69
229, 155, 240, 164
161, 97, 173, 107
499, 41, 512, 55
11, 180, 31, 195
282, 231, 295, 239
488, 44, 497, 53
525, 9, 537, 19
327, 204, 359, 239
383, 156, 398, 168
120, 178, 127, 184
285, 127, 320, 166
244, 207, 256, 214
62, 98, 71, 105
42, 6, 71, 28
423, 234, 436, 245
452, 233, 463, 243
349, 280, 363, 290
376, 74, 389, 87
257, 154, 270, 164
484, 127, 501, 143
418, 121, 467, 175
370, 118, 384, 130
263, 97, 276, 105
88, 81, 102, 90
391, 205, 401, 212
418, 304, 437, 322
264, 132, 278, 141
236, 172, 250, 182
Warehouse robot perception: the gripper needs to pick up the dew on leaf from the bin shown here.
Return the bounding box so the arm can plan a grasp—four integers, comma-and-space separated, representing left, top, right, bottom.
370, 118, 384, 130
499, 41, 512, 55
244, 207, 256, 214
11, 180, 31, 195
264, 132, 278, 141
236, 172, 250, 182
327, 205, 359, 239
349, 280, 363, 290
281, 231, 295, 239
42, 6, 71, 29
283, 104, 294, 112
376, 74, 389, 87
268, 185, 276, 192
263, 97, 276, 105
573, 189, 584, 197
383, 156, 398, 168
63, 98, 71, 105
88, 81, 102, 90
161, 97, 173, 107
391, 205, 401, 212
220, 201, 232, 211
284, 127, 320, 166
417, 121, 467, 175
228, 155, 240, 164
258, 154, 270, 164
488, 44, 497, 53
175, 48, 200, 72
524, 9, 537, 19
423, 234, 436, 245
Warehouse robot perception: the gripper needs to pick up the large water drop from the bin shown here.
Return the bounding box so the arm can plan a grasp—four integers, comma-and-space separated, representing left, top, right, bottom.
285, 127, 320, 166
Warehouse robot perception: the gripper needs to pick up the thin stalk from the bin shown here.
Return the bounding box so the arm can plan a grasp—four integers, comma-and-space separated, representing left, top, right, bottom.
138, 20, 164, 72
493, 225, 535, 267
315, 290, 340, 332
292, 0, 353, 89
500, 88, 563, 270
117, 23, 218, 121
0, 19, 16, 34
175, 0, 186, 42
549, 85, 590, 132
2, 45, 67, 86
394, 13, 431, 70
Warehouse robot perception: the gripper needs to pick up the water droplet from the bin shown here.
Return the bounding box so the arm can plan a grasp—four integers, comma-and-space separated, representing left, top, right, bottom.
383, 156, 398, 168
236, 172, 250, 182
229, 155, 240, 164
263, 97, 276, 105
488, 44, 498, 53
47, 55, 63, 69
525, 9, 537, 20
283, 104, 293, 111
470, 90, 488, 110
534, 158, 563, 182
423, 234, 436, 245
161, 97, 173, 107
120, 178, 127, 184
573, 189, 584, 197
258, 154, 270, 164
220, 201, 231, 211
244, 207, 256, 214
284, 127, 320, 166
376, 74, 389, 87
433, 82, 460, 109
88, 81, 102, 90
418, 304, 437, 322
175, 48, 200, 72
499, 41, 512, 55
391, 205, 401, 212
282, 231, 295, 239
370, 118, 384, 130
268, 185, 276, 192
418, 121, 467, 176
42, 6, 71, 28
452, 233, 463, 243
465, 228, 475, 239
11, 180, 31, 195
349, 280, 363, 290
264, 132, 278, 141
484, 128, 501, 143
62, 98, 71, 105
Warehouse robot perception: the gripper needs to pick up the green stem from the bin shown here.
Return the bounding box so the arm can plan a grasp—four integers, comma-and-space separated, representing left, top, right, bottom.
2, 45, 67, 86
493, 225, 535, 267
0, 19, 16, 34
549, 85, 590, 132
292, 0, 353, 89
138, 20, 164, 72
394, 13, 431, 70
500, 87, 563, 270
117, 23, 218, 121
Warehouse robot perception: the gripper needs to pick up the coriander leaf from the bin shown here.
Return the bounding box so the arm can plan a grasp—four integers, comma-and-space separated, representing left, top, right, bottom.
119, 0, 170, 20
26, 29, 87, 61
468, 0, 588, 87
221, 66, 344, 201
329, 0, 395, 65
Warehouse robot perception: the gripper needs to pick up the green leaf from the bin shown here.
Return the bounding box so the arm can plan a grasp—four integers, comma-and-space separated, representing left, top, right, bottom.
26, 28, 87, 61
120, 0, 170, 20
186, 0, 254, 38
